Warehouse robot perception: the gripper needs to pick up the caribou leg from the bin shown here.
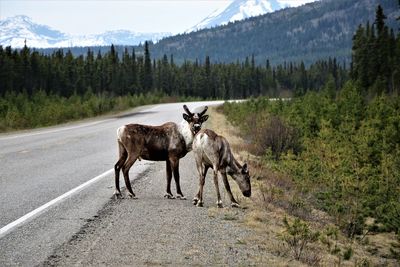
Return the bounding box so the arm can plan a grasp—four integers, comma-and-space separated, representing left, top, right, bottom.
121, 153, 138, 199
194, 164, 208, 207
114, 141, 127, 199
196, 173, 206, 207
192, 166, 209, 207
164, 160, 175, 199
171, 158, 186, 200
221, 171, 240, 207
213, 168, 223, 208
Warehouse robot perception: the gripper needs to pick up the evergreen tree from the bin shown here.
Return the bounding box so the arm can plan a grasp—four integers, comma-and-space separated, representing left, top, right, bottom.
160, 54, 170, 94
351, 5, 399, 94
131, 48, 138, 93
205, 56, 213, 98
375, 5, 387, 36
143, 41, 153, 91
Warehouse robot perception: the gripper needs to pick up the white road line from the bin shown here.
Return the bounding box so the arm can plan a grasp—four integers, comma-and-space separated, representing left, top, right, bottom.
0, 119, 113, 141
0, 168, 114, 239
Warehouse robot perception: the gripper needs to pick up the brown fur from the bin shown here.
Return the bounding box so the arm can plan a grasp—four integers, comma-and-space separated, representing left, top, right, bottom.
192, 129, 251, 208
120, 123, 188, 161
114, 106, 208, 199
202, 129, 218, 140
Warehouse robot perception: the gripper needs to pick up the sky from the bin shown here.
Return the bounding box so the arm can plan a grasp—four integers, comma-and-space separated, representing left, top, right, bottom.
0, 0, 317, 35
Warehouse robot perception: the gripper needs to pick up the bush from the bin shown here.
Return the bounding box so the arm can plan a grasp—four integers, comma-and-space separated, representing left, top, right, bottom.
253, 115, 299, 159
222, 91, 400, 237
281, 217, 320, 262
223, 99, 299, 159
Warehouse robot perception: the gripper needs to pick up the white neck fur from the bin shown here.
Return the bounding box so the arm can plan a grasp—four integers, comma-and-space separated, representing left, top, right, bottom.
178, 120, 194, 151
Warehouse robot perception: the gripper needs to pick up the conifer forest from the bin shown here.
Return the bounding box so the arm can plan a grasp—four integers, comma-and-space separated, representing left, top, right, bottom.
222, 4, 400, 243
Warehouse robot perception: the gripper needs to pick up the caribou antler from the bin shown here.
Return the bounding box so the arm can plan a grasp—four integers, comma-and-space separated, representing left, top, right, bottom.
183, 105, 194, 116
199, 106, 208, 116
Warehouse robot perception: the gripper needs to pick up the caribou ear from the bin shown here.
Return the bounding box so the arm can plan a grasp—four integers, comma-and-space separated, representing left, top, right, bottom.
183, 113, 191, 122
201, 115, 209, 122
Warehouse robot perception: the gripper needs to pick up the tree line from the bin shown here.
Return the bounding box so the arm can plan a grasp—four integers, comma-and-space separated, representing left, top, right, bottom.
0, 39, 347, 132
351, 4, 400, 95
0, 41, 348, 99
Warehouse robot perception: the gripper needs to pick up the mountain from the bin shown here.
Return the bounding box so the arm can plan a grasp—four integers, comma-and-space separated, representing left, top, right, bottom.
186, 0, 285, 32
0, 15, 68, 48
7, 0, 399, 67
150, 0, 399, 65
0, 15, 171, 48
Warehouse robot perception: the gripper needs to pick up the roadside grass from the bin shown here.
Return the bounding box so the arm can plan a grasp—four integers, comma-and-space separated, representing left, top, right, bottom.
205, 105, 400, 267
0, 91, 203, 133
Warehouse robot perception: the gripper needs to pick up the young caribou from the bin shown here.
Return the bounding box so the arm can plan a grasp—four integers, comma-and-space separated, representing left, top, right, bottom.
114, 105, 208, 199
192, 129, 251, 208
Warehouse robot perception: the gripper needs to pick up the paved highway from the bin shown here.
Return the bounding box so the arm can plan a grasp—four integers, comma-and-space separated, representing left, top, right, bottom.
0, 101, 225, 265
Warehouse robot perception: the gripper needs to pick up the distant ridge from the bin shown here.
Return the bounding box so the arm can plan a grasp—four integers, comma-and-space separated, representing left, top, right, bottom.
4, 0, 399, 68
0, 15, 171, 48
151, 0, 399, 65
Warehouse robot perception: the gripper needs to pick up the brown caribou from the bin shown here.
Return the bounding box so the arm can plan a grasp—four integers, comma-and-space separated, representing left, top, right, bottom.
114, 105, 209, 199
192, 129, 251, 208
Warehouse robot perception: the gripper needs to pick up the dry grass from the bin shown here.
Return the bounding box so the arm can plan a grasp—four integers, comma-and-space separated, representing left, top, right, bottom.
205, 106, 400, 267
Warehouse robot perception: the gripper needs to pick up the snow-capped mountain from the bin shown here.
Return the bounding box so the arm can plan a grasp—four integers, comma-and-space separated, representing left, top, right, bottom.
0, 15, 68, 48
186, 0, 305, 32
0, 15, 171, 48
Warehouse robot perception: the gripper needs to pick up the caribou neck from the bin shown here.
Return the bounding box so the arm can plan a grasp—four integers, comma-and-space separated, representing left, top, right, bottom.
178, 120, 195, 151
227, 157, 242, 176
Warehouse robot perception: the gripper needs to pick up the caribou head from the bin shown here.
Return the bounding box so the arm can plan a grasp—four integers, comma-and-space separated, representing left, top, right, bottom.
229, 162, 251, 197
182, 105, 209, 135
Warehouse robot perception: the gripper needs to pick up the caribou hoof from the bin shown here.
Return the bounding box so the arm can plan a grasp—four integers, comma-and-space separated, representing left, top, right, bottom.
127, 192, 137, 199
192, 198, 199, 205
114, 194, 123, 200
176, 194, 186, 200
114, 190, 123, 199
196, 201, 204, 207
231, 202, 240, 208
164, 193, 175, 199
217, 201, 224, 208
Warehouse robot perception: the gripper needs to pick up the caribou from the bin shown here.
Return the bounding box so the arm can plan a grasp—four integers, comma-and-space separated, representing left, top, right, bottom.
114, 105, 209, 199
192, 129, 251, 208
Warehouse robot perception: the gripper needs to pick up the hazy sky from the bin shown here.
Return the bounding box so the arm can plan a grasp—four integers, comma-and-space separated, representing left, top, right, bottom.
0, 0, 317, 35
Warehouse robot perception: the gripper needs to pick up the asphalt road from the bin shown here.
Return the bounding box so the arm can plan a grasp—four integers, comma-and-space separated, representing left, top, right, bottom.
1, 101, 248, 266
0, 100, 275, 266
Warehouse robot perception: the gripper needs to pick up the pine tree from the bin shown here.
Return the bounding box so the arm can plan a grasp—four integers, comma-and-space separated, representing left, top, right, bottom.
375, 5, 387, 37
351, 24, 369, 89
205, 56, 213, 98
131, 48, 138, 93
143, 41, 153, 91
160, 54, 170, 94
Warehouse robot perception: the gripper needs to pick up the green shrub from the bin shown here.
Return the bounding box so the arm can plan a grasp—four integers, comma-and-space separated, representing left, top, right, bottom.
0, 90, 168, 132
281, 217, 320, 261
222, 90, 400, 236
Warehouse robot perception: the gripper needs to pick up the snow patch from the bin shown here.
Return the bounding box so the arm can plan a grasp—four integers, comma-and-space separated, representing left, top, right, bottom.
186, 0, 281, 32
186, 0, 317, 33
0, 15, 171, 48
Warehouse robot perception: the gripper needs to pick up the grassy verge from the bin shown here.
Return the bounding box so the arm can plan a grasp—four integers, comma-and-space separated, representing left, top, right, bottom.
205, 102, 400, 266
0, 90, 202, 133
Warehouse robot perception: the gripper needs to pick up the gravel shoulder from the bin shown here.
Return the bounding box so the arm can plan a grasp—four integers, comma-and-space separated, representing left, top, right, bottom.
42, 154, 276, 266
